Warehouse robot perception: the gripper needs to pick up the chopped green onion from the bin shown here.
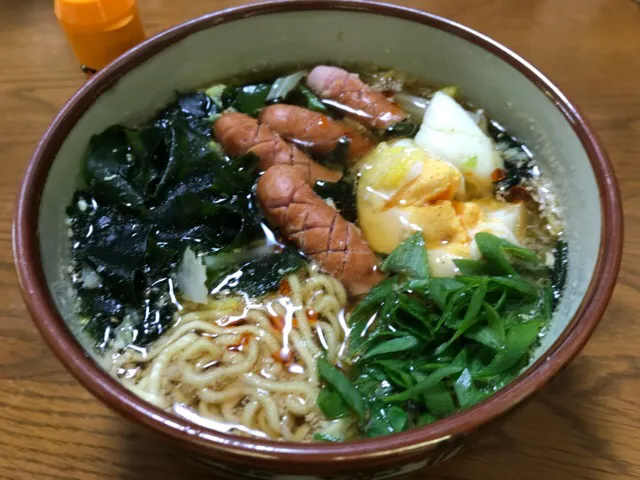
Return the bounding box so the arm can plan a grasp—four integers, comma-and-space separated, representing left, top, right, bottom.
265, 71, 306, 101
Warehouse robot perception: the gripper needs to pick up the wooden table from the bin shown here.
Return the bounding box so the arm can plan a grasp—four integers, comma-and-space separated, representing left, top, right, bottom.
0, 0, 638, 478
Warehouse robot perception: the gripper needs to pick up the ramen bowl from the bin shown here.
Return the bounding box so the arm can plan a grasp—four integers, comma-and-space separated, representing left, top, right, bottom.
14, 1, 622, 479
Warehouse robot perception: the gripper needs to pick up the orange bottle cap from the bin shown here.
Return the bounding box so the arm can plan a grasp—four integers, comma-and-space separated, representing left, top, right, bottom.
54, 0, 137, 27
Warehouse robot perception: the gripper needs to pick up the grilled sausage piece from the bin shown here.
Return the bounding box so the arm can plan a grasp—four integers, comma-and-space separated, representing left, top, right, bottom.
259, 104, 375, 163
257, 164, 384, 296
306, 66, 409, 131
213, 112, 341, 183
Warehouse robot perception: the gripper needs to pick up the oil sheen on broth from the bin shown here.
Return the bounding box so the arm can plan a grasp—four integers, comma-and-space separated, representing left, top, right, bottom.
66, 64, 567, 442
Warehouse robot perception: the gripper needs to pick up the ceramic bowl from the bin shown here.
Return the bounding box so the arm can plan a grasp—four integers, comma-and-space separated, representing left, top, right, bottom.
14, 1, 623, 479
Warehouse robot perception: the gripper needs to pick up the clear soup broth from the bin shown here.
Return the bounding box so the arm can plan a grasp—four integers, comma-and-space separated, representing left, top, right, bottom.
66, 64, 566, 442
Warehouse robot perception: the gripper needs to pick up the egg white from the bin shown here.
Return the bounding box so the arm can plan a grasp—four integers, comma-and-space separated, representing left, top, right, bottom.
414, 92, 503, 195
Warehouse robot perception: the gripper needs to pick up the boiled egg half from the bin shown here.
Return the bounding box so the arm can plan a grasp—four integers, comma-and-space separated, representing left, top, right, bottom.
357, 138, 524, 277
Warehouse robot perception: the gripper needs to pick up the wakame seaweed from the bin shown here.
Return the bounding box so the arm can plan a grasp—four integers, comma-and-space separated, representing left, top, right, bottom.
206, 244, 306, 298
221, 83, 271, 117
549, 239, 569, 307
382, 118, 419, 139
316, 232, 556, 438
488, 119, 535, 193
314, 176, 358, 223
220, 77, 329, 116
69, 92, 269, 350
310, 136, 351, 172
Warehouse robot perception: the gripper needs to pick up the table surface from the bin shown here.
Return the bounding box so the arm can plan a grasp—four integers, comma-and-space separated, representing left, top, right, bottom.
1, 0, 638, 478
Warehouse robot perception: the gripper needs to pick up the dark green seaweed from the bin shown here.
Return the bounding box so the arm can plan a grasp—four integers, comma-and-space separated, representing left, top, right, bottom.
313, 176, 357, 223
69, 92, 273, 350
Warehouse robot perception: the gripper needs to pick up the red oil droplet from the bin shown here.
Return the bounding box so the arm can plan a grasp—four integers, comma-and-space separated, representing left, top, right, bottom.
278, 279, 291, 296
491, 168, 507, 182
305, 308, 318, 324
505, 185, 532, 203
316, 115, 330, 130
227, 333, 252, 352
272, 349, 293, 364
268, 314, 286, 331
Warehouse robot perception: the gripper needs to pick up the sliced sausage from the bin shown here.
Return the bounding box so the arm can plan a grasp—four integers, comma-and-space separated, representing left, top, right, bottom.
306, 66, 409, 131
257, 164, 384, 296
259, 104, 375, 163
213, 112, 341, 183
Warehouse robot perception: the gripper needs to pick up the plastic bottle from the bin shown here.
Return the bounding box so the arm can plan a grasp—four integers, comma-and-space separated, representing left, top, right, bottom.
54, 0, 146, 75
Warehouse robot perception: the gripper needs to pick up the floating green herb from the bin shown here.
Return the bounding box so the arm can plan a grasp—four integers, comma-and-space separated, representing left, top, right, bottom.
312, 432, 342, 442
462, 154, 478, 170
381, 232, 429, 279
361, 336, 419, 360
316, 387, 352, 420
318, 359, 366, 421
295, 84, 328, 113
317, 232, 559, 438
385, 366, 463, 403
221, 83, 271, 117
364, 405, 408, 437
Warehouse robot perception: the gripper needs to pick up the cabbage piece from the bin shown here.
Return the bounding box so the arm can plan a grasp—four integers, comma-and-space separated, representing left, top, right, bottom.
415, 92, 503, 189
176, 247, 208, 304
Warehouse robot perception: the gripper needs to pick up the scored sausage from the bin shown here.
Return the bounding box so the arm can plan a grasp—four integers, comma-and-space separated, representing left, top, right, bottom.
259, 104, 376, 163
257, 164, 384, 296
306, 66, 409, 131
213, 112, 341, 183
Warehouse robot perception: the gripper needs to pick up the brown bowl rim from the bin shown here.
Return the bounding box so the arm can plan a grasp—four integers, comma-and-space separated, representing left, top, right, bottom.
13, 0, 623, 466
